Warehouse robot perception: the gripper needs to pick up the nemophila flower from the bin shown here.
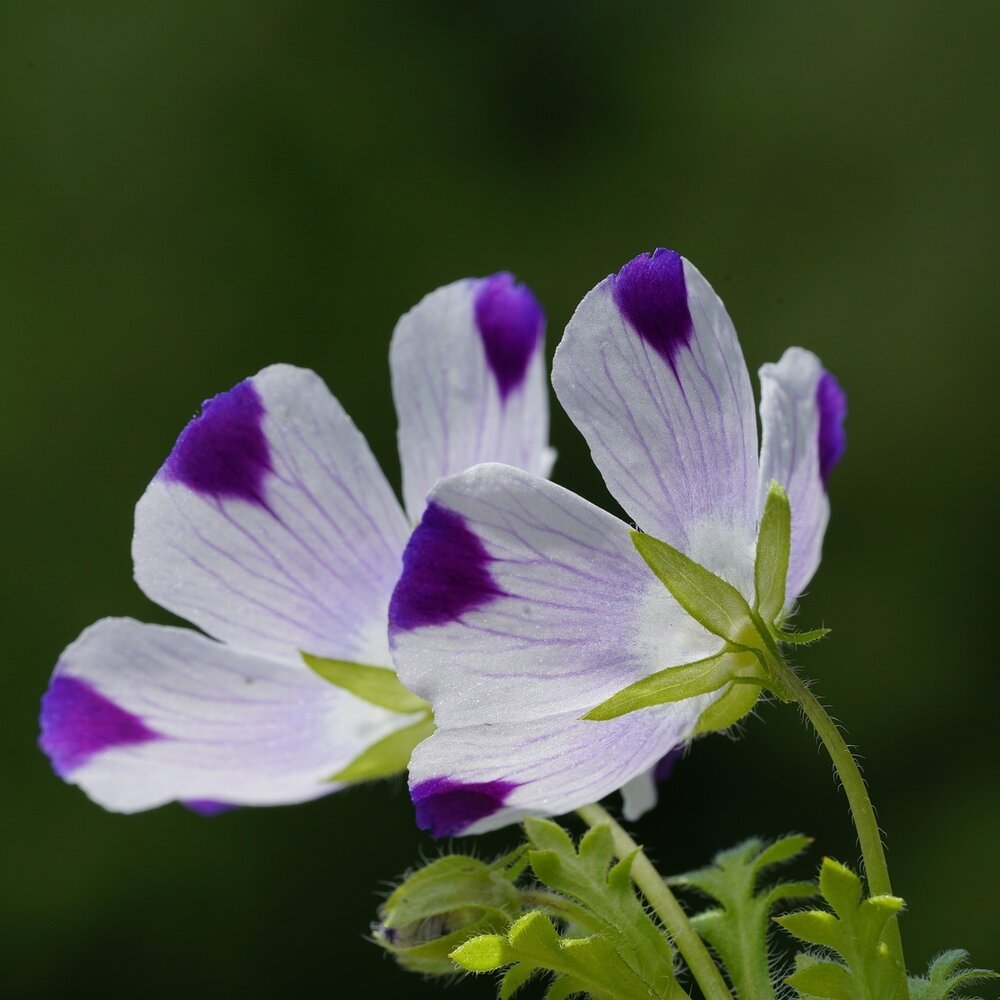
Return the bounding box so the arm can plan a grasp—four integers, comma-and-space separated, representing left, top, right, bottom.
39, 274, 552, 813
389, 249, 846, 837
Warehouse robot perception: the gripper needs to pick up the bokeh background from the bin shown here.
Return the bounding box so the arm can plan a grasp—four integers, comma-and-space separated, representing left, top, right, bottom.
3, 2, 998, 995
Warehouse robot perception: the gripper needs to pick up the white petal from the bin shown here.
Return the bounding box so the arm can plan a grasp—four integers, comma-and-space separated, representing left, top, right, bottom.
133, 365, 410, 666
391, 275, 550, 523
552, 250, 759, 595
620, 768, 658, 822
758, 348, 846, 605
39, 618, 415, 812
389, 464, 723, 728
407, 706, 704, 836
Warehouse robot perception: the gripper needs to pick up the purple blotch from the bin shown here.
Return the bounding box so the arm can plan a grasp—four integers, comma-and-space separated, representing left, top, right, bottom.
411, 777, 518, 837
182, 800, 236, 817
654, 746, 683, 783
389, 502, 505, 632
612, 249, 693, 371
39, 674, 161, 777
162, 379, 272, 505
474, 272, 544, 402
815, 370, 847, 486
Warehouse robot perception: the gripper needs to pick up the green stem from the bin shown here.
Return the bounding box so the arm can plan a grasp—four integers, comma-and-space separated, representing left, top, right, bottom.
577, 803, 733, 1000
769, 656, 907, 983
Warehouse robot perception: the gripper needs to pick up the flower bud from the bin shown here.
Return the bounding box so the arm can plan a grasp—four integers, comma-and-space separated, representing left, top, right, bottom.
373, 853, 522, 976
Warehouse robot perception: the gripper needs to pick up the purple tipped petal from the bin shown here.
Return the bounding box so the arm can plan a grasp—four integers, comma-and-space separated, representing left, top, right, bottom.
611, 248, 693, 371
474, 273, 545, 401
163, 379, 271, 505
390, 502, 505, 632
654, 746, 683, 783
816, 370, 847, 485
411, 777, 518, 837
182, 800, 236, 816
39, 674, 161, 777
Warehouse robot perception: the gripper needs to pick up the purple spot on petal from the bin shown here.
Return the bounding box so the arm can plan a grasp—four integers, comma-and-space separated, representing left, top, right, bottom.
816, 370, 847, 486
474, 273, 544, 402
411, 777, 518, 837
612, 249, 693, 371
39, 675, 161, 777
182, 800, 236, 816
390, 502, 505, 632
163, 379, 271, 505
654, 747, 683, 783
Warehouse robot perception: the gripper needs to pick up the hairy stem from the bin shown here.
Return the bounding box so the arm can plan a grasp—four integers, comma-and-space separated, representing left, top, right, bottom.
577, 803, 733, 1000
769, 656, 907, 985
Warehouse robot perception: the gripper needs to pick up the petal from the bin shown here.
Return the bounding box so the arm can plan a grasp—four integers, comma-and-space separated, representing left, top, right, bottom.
39, 618, 416, 812
388, 464, 723, 729
133, 365, 410, 666
757, 348, 846, 604
391, 275, 550, 523
552, 250, 759, 595
408, 706, 704, 836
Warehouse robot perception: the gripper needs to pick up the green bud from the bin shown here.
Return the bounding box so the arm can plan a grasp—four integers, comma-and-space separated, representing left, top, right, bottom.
373, 854, 523, 976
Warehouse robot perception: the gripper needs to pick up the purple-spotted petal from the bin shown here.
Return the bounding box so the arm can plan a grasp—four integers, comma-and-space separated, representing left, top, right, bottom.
407, 705, 703, 836
389, 464, 723, 729
552, 250, 759, 595
133, 365, 410, 667
757, 348, 845, 605
391, 276, 550, 523
40, 618, 417, 812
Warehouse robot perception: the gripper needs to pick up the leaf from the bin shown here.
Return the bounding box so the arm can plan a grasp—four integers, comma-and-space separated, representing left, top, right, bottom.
774, 857, 906, 1000
583, 651, 760, 721
330, 714, 435, 782
302, 652, 429, 713
451, 934, 515, 971
669, 834, 816, 1000
755, 481, 792, 626
631, 531, 759, 645
908, 949, 998, 1000
500, 963, 538, 1000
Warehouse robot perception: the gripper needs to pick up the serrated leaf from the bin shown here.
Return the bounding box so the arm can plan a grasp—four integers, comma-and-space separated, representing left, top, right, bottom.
775, 857, 907, 1000
545, 976, 581, 1000
669, 835, 815, 1000
908, 949, 999, 1000
787, 959, 854, 1000
302, 653, 429, 712
631, 530, 759, 644
584, 651, 759, 720
755, 481, 792, 626
329, 713, 435, 782
525, 817, 577, 855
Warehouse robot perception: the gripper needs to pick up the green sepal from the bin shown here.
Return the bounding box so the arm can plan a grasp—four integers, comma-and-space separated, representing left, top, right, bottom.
302, 652, 428, 713
908, 949, 998, 1000
631, 531, 759, 645
374, 853, 522, 976
693, 678, 762, 734
755, 481, 792, 627
329, 713, 435, 782
583, 651, 763, 721
775, 857, 906, 1000
668, 834, 816, 1000
780, 627, 832, 645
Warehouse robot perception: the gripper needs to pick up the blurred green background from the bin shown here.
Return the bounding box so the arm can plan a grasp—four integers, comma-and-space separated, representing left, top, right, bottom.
3, 2, 998, 995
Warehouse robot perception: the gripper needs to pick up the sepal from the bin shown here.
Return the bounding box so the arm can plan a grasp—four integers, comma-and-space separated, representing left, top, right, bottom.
329, 713, 435, 782
755, 481, 792, 626
302, 653, 429, 713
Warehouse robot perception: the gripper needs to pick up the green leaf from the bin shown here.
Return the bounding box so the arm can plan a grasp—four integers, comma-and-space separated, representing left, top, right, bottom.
451, 934, 515, 971
908, 949, 998, 1000
329, 714, 435, 782
755, 481, 792, 626
779, 627, 832, 645
302, 652, 429, 713
631, 531, 759, 645
500, 963, 538, 999
583, 651, 761, 721
669, 835, 815, 1000
774, 857, 907, 1000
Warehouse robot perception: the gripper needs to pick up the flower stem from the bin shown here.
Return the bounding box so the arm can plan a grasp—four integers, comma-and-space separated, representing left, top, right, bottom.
576, 803, 733, 1000
769, 656, 907, 981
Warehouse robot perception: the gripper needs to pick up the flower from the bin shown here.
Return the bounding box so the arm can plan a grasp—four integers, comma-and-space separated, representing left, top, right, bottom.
388, 249, 847, 837
39, 274, 551, 813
